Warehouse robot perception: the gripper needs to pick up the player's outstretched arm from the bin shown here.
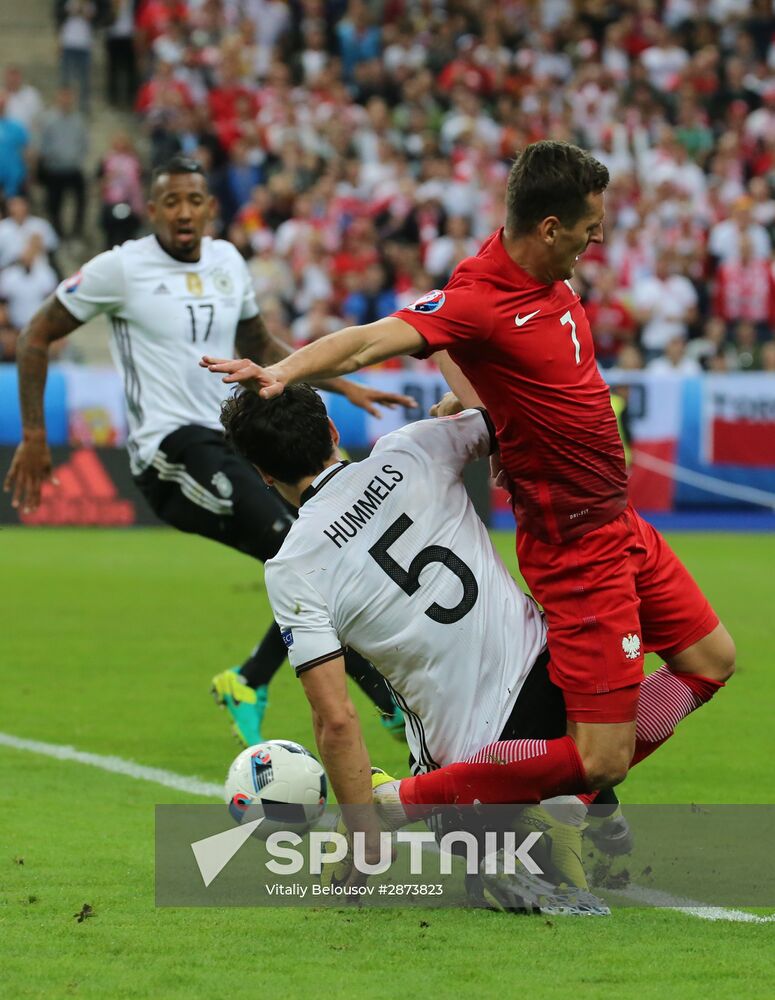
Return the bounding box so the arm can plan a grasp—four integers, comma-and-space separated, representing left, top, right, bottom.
203, 315, 424, 395
3, 295, 81, 512
232, 314, 418, 416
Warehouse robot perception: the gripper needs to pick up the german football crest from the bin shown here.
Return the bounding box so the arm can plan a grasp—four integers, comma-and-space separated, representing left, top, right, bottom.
212, 270, 233, 295
186, 273, 204, 296
211, 471, 233, 499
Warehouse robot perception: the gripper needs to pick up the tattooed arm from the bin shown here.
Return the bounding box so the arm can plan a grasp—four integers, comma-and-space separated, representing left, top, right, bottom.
3, 295, 81, 511
234, 315, 417, 418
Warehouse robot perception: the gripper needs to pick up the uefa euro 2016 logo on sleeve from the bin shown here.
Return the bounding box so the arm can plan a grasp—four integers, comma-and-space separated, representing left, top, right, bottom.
64, 271, 83, 294
281, 629, 294, 649
408, 290, 446, 313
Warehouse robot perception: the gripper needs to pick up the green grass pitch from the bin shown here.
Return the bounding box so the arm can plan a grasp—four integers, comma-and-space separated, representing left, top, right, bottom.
1, 527, 774, 999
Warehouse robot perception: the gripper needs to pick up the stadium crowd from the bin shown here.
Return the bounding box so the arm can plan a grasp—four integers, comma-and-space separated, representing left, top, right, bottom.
1, 0, 775, 373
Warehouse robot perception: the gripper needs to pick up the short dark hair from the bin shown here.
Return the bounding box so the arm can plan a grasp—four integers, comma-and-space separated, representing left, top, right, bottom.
505, 141, 609, 235
151, 156, 206, 191
220, 384, 335, 484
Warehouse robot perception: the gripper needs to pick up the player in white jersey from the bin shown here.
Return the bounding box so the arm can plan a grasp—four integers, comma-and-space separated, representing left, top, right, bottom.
268, 408, 546, 772
4, 156, 413, 745
218, 384, 626, 912
219, 384, 561, 787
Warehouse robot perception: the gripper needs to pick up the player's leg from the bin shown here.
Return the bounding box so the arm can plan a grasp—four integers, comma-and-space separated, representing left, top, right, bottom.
495, 650, 605, 890
515, 510, 645, 791
628, 513, 734, 767
134, 426, 293, 743
381, 513, 645, 814
136, 426, 401, 738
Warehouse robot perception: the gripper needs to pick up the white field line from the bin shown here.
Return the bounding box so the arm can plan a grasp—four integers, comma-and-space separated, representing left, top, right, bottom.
2, 730, 774, 924
0, 731, 223, 799
608, 885, 775, 924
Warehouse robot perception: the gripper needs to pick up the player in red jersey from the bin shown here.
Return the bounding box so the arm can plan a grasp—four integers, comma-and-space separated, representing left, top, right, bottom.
201, 141, 735, 808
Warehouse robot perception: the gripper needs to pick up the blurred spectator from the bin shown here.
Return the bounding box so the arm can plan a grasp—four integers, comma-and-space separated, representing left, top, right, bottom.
731, 321, 763, 371
216, 140, 265, 227
712, 237, 773, 340
706, 347, 732, 373
647, 336, 703, 376
246, 231, 295, 307
608, 343, 645, 375
105, 0, 138, 108
4, 66, 43, 133
749, 177, 775, 238
640, 26, 689, 93
0, 234, 58, 329
424, 216, 479, 286
135, 0, 188, 64
242, 0, 291, 70
584, 267, 636, 368
337, 2, 381, 83
708, 195, 772, 265
0, 196, 58, 269
291, 298, 343, 345
38, 89, 89, 239
632, 253, 699, 358
760, 340, 775, 372
744, 84, 775, 144
688, 317, 739, 371
0, 93, 29, 197
135, 59, 193, 115
292, 236, 335, 314
342, 263, 397, 327
58, 0, 96, 114
98, 132, 144, 247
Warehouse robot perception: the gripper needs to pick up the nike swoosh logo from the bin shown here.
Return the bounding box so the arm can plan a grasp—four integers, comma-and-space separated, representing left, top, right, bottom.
514, 310, 540, 327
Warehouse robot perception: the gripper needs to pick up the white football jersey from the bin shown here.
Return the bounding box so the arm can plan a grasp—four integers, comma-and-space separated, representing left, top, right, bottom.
265, 410, 547, 772
55, 235, 258, 473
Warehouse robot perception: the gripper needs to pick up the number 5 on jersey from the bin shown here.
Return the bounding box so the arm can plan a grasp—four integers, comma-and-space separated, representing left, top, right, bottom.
369, 513, 478, 624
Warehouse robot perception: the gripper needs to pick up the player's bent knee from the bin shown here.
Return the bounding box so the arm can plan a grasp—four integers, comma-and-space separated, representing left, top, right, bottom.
716, 628, 736, 682
669, 622, 736, 683
580, 752, 631, 791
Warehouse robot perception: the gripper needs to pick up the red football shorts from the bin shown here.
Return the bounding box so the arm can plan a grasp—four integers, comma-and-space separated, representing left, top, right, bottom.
517, 505, 719, 724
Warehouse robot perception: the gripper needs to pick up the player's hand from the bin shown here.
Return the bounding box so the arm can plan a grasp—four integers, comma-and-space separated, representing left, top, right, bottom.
430, 392, 463, 418
340, 381, 417, 418
3, 434, 58, 513
200, 356, 285, 398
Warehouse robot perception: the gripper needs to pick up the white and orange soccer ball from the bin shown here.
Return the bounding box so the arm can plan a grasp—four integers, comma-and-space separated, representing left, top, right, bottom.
224, 740, 328, 836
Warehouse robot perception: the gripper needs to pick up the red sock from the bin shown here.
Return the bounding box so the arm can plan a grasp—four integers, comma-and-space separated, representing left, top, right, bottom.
631, 666, 724, 766
398, 735, 587, 810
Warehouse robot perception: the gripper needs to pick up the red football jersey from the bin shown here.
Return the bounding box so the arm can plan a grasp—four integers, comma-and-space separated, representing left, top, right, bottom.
395, 228, 627, 543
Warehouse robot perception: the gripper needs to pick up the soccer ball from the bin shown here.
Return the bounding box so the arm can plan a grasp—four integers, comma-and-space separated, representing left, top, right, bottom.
224, 739, 328, 836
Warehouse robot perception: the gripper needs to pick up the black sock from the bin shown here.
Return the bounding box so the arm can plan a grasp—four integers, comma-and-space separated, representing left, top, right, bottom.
593, 787, 620, 817
238, 622, 287, 689
344, 649, 396, 716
